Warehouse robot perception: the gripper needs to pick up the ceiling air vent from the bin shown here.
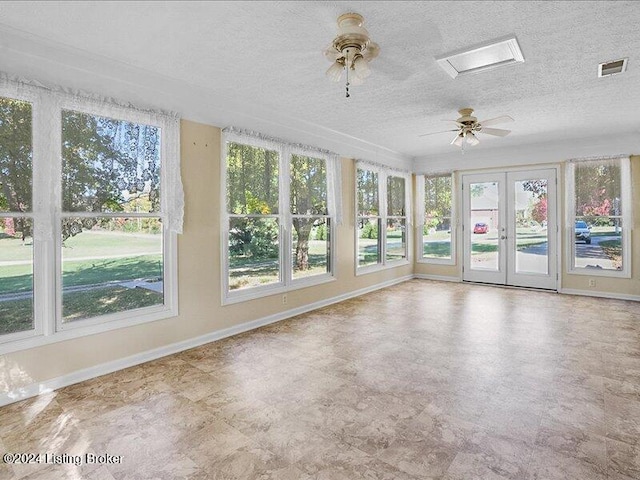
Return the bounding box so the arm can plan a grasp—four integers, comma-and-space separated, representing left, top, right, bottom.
436, 36, 524, 79
598, 58, 628, 77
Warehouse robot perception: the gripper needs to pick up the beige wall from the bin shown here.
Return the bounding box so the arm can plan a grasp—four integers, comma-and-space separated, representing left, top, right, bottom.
2, 123, 636, 397
415, 156, 640, 297
0, 120, 412, 395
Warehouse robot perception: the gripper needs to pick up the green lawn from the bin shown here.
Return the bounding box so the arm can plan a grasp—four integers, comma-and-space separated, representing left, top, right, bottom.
63, 286, 163, 322
0, 230, 161, 263
0, 286, 163, 334
229, 240, 329, 290
0, 254, 162, 294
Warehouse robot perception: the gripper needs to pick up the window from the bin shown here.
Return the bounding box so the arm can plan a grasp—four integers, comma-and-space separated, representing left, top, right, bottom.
418, 174, 454, 263
386, 176, 407, 262
567, 157, 632, 277
356, 163, 410, 273
59, 110, 165, 326
356, 169, 380, 267
0, 79, 181, 353
226, 142, 281, 290
223, 130, 338, 302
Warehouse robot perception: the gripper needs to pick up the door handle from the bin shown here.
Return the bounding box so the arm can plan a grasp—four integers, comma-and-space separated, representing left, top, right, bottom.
500, 235, 507, 240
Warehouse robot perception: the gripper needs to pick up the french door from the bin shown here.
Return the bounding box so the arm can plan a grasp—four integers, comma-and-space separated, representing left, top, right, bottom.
462, 168, 557, 289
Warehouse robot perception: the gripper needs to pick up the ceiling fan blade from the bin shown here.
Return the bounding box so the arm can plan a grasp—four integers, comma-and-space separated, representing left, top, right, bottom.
419, 129, 459, 137
480, 127, 511, 137
479, 115, 514, 127
323, 44, 341, 61
465, 132, 480, 146
451, 134, 464, 147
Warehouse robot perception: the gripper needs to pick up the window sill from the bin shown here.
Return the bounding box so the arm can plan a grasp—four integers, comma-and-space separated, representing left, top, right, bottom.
416, 257, 456, 266
0, 304, 178, 356
566, 268, 631, 279
222, 274, 336, 306
355, 259, 410, 277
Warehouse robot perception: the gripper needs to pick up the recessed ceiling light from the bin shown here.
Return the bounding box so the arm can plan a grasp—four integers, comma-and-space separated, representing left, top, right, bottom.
598, 58, 628, 77
436, 36, 524, 79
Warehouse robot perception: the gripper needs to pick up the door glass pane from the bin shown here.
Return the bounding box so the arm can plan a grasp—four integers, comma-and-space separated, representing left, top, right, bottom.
469, 182, 499, 271
514, 179, 548, 275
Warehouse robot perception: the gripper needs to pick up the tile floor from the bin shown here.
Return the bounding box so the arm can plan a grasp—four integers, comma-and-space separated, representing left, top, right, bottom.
1, 280, 639, 479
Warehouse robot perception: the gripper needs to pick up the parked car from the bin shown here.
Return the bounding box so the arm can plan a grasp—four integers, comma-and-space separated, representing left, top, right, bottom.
575, 220, 591, 244
473, 223, 488, 234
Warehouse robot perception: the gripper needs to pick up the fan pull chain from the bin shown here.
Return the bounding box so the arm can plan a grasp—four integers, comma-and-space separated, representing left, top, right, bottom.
345, 54, 350, 98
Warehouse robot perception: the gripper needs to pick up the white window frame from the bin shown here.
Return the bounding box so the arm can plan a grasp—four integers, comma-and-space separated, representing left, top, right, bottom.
0, 82, 180, 355
221, 136, 337, 305
416, 173, 456, 265
566, 156, 632, 278
355, 162, 411, 276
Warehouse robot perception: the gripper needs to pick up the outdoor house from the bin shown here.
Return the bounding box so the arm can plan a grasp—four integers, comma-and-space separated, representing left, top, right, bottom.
0, 2, 639, 479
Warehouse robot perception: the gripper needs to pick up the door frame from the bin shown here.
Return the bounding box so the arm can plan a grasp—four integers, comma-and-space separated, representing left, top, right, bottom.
456, 164, 561, 291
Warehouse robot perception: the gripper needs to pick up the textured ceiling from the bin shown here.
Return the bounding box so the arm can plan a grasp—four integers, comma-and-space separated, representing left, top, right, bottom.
0, 1, 639, 163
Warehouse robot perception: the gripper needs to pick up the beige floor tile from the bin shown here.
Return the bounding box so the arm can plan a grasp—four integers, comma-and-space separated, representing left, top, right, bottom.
1, 280, 639, 479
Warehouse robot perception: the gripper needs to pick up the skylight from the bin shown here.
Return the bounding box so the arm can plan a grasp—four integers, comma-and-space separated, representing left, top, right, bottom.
436, 36, 524, 79
598, 58, 628, 77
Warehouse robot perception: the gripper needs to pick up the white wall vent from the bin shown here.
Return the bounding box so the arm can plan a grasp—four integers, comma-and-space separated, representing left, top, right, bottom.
436, 36, 524, 79
598, 58, 628, 77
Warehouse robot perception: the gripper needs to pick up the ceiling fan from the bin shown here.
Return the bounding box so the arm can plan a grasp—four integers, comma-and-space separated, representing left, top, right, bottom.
419, 108, 514, 150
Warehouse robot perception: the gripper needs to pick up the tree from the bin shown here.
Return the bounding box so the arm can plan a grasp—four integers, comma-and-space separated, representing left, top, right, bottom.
61, 111, 160, 241
425, 176, 451, 230
531, 197, 547, 224
0, 97, 32, 240
1, 98, 160, 242
290, 155, 327, 271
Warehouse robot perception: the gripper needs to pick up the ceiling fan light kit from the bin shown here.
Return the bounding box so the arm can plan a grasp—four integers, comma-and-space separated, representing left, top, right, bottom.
420, 108, 514, 152
324, 13, 379, 98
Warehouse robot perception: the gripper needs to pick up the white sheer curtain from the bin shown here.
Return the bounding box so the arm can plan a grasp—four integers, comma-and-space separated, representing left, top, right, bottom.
222, 127, 342, 224
0, 74, 184, 237
355, 160, 413, 225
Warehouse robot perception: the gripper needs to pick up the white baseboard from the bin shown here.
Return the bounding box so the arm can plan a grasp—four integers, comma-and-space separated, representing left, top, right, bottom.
558, 288, 640, 302
4, 274, 635, 407
413, 273, 461, 282
0, 274, 413, 408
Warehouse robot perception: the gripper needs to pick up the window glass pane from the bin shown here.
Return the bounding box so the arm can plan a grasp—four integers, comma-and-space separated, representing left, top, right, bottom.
0, 218, 33, 335
574, 217, 623, 271
357, 169, 378, 216
386, 218, 406, 261
226, 142, 279, 215
387, 176, 405, 216
61, 217, 163, 323
0, 97, 32, 213
423, 217, 452, 258
574, 160, 622, 216
424, 176, 452, 259
229, 217, 280, 290
61, 110, 161, 213
357, 217, 380, 267
573, 159, 624, 272
292, 217, 330, 279
290, 155, 327, 215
